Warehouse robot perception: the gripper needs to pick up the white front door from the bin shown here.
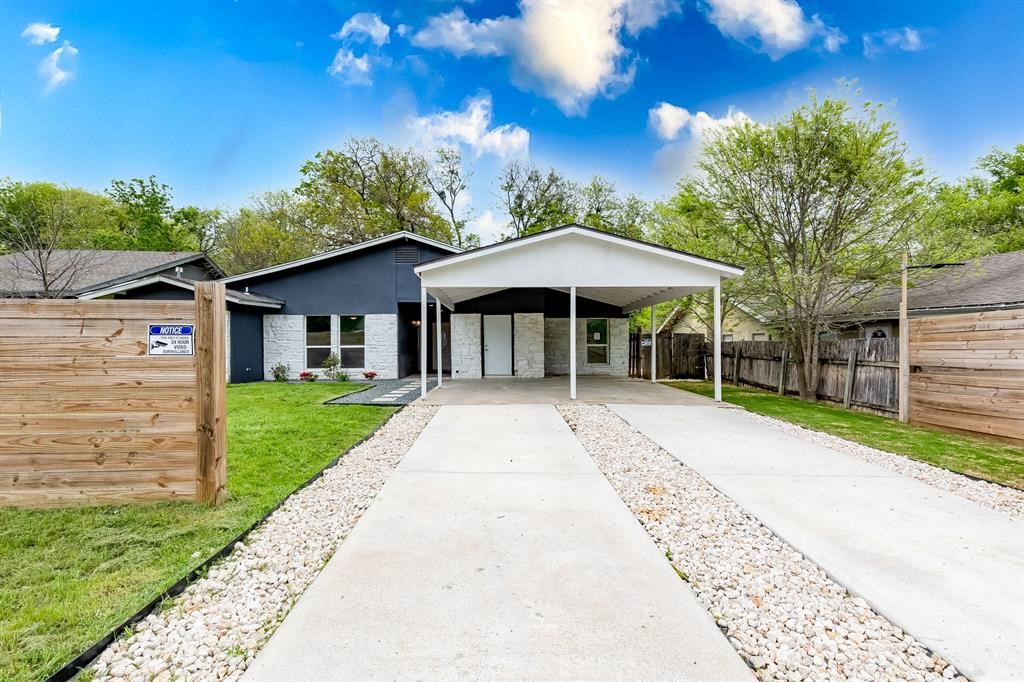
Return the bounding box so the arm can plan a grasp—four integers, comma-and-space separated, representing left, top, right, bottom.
483, 315, 512, 376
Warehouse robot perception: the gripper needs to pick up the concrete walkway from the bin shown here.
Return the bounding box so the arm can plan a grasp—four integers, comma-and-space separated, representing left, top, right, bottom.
246, 404, 751, 681
417, 375, 718, 405
611, 404, 1024, 682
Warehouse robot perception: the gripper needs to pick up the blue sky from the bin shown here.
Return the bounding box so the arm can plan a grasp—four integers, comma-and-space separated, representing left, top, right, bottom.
4, 0, 1023, 242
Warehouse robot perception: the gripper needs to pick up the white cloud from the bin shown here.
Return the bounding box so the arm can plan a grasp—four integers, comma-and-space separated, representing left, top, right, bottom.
411, 0, 679, 116
862, 27, 925, 59
648, 102, 691, 141
467, 209, 507, 244
333, 12, 390, 47
651, 105, 752, 177
327, 49, 372, 85
21, 22, 60, 45
411, 7, 513, 57
408, 93, 529, 158
40, 41, 78, 93
702, 0, 845, 59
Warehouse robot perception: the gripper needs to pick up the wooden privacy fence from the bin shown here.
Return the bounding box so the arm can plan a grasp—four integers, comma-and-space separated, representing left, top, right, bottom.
907, 309, 1024, 443
0, 282, 227, 507
628, 332, 706, 380
706, 339, 900, 416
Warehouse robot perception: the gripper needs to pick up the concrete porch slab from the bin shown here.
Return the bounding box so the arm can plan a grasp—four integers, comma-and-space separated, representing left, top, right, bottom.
416, 375, 719, 405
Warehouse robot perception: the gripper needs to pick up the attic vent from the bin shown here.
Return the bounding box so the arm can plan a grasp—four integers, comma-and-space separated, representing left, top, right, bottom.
395, 247, 420, 264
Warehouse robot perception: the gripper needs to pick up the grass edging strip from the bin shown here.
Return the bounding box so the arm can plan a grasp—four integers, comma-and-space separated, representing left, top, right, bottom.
46, 407, 401, 682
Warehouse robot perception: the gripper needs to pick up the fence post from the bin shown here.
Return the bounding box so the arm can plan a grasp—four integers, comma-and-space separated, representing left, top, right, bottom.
778, 347, 788, 395
898, 253, 910, 423
733, 345, 742, 386
195, 282, 227, 505
842, 349, 858, 409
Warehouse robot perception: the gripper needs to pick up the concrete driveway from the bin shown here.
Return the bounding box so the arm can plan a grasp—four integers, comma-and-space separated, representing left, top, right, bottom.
417, 375, 717, 405
612, 404, 1024, 682
245, 404, 751, 681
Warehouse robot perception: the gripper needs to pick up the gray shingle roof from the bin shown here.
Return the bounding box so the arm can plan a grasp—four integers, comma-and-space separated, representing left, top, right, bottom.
0, 249, 218, 297
841, 250, 1024, 319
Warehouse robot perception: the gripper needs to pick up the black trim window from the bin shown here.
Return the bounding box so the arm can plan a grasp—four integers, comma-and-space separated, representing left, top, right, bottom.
306, 316, 331, 368
586, 319, 609, 364
339, 315, 365, 367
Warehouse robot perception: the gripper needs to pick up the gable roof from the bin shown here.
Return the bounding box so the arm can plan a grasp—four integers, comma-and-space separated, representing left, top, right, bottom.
415, 223, 744, 274
0, 249, 221, 297
415, 224, 744, 311
221, 231, 461, 284
839, 250, 1024, 320
76, 274, 284, 308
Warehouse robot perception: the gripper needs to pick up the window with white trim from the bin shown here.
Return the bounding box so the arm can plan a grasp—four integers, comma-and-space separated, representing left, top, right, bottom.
586, 319, 609, 364
722, 333, 734, 342
306, 315, 331, 368
752, 332, 767, 341
339, 315, 365, 367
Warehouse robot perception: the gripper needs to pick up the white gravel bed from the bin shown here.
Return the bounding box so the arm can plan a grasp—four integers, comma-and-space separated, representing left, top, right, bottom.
88, 405, 437, 682
745, 412, 1023, 520
559, 403, 966, 682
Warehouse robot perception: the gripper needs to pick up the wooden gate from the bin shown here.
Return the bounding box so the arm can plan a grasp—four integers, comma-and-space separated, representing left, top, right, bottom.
629, 332, 706, 379
907, 309, 1024, 443
0, 282, 227, 507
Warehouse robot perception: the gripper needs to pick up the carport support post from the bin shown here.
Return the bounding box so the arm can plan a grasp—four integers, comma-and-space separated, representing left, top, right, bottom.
436, 301, 443, 388
650, 305, 657, 382
713, 283, 722, 402
420, 285, 428, 398
569, 285, 577, 400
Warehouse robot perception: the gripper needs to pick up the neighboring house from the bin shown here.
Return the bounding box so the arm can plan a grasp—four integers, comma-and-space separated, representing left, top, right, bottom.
0, 249, 223, 298
832, 250, 1024, 339
0, 248, 283, 383
658, 301, 773, 342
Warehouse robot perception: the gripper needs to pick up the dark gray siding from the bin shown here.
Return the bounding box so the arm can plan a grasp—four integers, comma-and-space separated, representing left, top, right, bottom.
228, 240, 455, 315
113, 282, 195, 301
454, 288, 626, 317
229, 307, 264, 383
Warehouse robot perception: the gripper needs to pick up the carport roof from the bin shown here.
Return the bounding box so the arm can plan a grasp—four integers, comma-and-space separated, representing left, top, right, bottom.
414, 224, 743, 311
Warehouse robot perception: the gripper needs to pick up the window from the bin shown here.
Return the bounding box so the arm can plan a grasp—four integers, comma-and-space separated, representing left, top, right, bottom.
752, 333, 767, 341
306, 316, 331, 368
722, 333, 734, 342
339, 315, 365, 367
586, 319, 609, 364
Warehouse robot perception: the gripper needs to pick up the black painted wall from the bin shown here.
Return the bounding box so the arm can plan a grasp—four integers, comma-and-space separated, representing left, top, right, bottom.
453, 288, 626, 317
227, 239, 456, 315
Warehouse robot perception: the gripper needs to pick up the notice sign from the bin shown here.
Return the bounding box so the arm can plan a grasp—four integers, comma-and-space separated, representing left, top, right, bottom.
148, 324, 194, 355
641, 337, 653, 347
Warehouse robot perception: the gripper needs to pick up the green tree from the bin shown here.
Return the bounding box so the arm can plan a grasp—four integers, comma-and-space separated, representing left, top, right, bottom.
658, 93, 928, 400
496, 161, 578, 239
102, 176, 202, 251
579, 175, 649, 239
915, 143, 1024, 261
296, 137, 452, 247
213, 191, 317, 275
426, 146, 478, 248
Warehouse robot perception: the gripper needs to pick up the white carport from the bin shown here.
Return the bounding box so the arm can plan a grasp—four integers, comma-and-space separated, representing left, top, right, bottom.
413, 224, 744, 400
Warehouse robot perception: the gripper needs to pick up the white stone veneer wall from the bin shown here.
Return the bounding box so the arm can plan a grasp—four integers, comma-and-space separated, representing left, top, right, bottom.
262, 313, 398, 380
451, 314, 482, 379
263, 315, 305, 380
513, 313, 545, 378
543, 317, 628, 376
364, 314, 398, 379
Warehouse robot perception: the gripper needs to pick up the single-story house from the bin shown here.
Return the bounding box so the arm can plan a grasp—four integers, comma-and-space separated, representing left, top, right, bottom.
0, 248, 284, 383
658, 300, 773, 341
831, 250, 1024, 339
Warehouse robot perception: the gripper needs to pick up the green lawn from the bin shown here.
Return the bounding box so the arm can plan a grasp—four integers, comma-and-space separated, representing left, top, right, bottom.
667, 381, 1024, 490
0, 382, 396, 682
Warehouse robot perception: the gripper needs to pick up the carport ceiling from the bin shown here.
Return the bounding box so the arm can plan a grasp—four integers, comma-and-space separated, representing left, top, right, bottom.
415, 225, 743, 312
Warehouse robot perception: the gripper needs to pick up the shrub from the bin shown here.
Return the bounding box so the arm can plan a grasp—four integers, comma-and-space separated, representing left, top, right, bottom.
298, 370, 317, 382
271, 363, 290, 382
362, 370, 377, 380
322, 353, 342, 381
